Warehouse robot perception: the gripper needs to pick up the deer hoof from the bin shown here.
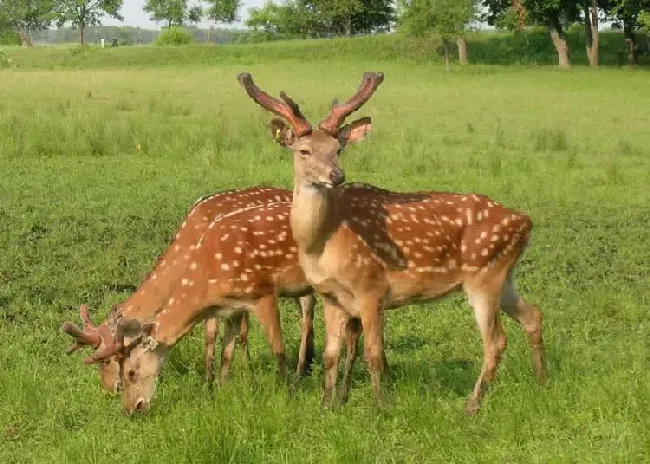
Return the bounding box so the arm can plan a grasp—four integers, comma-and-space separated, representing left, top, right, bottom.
464, 399, 481, 416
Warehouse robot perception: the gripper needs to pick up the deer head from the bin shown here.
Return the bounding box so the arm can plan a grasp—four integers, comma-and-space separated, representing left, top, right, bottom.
61, 305, 122, 393
237, 72, 384, 189
114, 318, 166, 415
81, 316, 163, 415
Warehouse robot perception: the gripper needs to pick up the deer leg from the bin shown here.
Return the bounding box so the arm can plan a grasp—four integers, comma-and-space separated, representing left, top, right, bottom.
238, 312, 252, 368
500, 274, 548, 385
219, 314, 243, 386
465, 287, 508, 416
203, 316, 219, 384
381, 333, 390, 379
339, 317, 362, 405
254, 296, 286, 380
359, 302, 386, 409
295, 294, 316, 377
321, 301, 347, 409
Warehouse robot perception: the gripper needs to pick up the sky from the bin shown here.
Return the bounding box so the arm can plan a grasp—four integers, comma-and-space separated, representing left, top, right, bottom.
103, 0, 267, 30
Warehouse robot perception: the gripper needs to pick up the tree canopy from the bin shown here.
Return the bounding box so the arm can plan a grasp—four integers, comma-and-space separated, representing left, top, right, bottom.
54, 0, 123, 45
246, 0, 394, 38
143, 0, 203, 27
0, 0, 55, 45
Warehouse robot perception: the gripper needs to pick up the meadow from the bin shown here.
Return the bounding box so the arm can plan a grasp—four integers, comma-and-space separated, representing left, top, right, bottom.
0, 43, 649, 463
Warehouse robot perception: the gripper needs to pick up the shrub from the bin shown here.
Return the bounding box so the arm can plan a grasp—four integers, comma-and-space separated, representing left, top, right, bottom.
0, 28, 21, 46
155, 27, 193, 46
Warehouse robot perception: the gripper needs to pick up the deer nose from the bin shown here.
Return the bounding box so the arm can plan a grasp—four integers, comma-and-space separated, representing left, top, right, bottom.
330, 169, 345, 187
135, 398, 146, 413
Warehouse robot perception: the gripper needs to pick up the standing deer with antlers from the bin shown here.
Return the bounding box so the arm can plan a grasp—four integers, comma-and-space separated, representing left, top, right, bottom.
237, 72, 548, 414
61, 187, 317, 392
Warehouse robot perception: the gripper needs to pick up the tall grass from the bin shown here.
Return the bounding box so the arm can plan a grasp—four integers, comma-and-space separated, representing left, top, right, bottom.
0, 59, 649, 463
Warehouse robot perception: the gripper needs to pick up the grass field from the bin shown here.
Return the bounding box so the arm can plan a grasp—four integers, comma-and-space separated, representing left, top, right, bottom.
3, 31, 650, 69
1, 50, 649, 463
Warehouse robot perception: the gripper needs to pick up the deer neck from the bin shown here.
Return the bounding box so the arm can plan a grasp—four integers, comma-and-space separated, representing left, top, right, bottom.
290, 179, 339, 255
149, 283, 213, 347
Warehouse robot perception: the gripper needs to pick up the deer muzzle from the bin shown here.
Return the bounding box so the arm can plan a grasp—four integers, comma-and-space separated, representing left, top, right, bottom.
330, 168, 346, 187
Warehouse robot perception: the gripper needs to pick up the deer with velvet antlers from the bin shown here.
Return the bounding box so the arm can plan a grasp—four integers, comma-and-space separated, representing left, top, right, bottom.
237, 71, 548, 414
61, 187, 317, 393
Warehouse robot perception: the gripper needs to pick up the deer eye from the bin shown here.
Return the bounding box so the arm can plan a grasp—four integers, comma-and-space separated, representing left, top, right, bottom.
299, 149, 310, 157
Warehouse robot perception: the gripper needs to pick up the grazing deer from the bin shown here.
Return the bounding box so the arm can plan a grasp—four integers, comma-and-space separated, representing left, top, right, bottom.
83, 201, 317, 414
237, 72, 548, 414
62, 187, 316, 393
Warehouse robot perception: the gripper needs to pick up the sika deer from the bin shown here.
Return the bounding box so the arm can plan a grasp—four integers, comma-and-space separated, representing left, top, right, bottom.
62, 187, 316, 392
238, 72, 548, 414
85, 202, 312, 414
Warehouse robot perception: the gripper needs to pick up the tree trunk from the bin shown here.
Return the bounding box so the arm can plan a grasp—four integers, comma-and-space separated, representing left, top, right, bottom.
207, 25, 213, 44
345, 15, 352, 37
443, 38, 450, 74
19, 29, 33, 47
583, 0, 598, 67
584, 1, 592, 63
548, 13, 570, 68
80, 24, 85, 46
590, 0, 598, 67
623, 16, 637, 65
512, 0, 527, 32
457, 36, 468, 65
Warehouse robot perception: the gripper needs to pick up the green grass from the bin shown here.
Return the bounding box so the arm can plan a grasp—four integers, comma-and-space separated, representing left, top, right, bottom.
2, 30, 649, 70
1, 57, 649, 463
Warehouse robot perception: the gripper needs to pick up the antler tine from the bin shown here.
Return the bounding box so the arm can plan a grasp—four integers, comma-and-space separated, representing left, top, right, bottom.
279, 91, 307, 120
318, 72, 385, 136
79, 304, 97, 332
83, 343, 118, 364
83, 318, 143, 364
61, 320, 102, 355
237, 72, 313, 137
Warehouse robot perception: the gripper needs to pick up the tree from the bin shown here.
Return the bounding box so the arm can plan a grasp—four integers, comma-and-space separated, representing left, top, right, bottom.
399, 0, 478, 70
246, 0, 393, 39
483, 0, 581, 68
605, 0, 650, 64
0, 0, 55, 46
144, 0, 203, 28
352, 0, 394, 33
318, 0, 365, 36
246, 1, 303, 38
55, 0, 123, 45
205, 0, 241, 42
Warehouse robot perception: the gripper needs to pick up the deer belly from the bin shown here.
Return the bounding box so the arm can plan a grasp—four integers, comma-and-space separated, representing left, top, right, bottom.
386, 271, 462, 308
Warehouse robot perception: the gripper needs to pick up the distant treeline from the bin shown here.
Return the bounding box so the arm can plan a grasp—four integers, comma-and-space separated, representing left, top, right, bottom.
27, 26, 249, 46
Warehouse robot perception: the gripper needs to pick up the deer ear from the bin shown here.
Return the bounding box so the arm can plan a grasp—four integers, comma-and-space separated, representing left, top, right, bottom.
339, 117, 372, 146
269, 118, 295, 148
